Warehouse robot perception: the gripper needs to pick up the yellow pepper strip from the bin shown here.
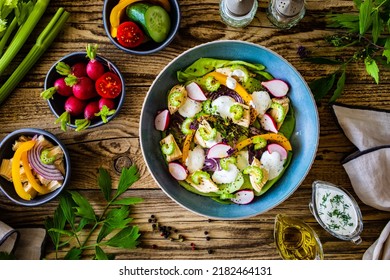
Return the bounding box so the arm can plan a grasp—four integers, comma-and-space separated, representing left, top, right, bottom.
11, 140, 36, 200
21, 152, 51, 195
110, 0, 172, 38
205, 72, 253, 105
181, 131, 195, 164
235, 133, 292, 151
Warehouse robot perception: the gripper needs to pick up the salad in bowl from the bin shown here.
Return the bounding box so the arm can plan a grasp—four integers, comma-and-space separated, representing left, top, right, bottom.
154, 58, 295, 205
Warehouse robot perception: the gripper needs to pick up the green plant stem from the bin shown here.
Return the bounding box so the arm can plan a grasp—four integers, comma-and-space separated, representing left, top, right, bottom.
0, 0, 50, 75
0, 7, 70, 105
0, 16, 17, 57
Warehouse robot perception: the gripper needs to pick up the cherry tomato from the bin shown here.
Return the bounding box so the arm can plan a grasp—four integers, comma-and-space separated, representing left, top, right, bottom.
95, 72, 122, 99
116, 21, 145, 48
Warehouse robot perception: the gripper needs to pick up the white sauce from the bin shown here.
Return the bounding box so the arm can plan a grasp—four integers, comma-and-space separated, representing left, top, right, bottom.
211, 96, 236, 119
315, 184, 358, 236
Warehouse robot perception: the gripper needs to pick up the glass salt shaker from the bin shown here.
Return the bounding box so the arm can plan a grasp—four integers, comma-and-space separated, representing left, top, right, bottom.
220, 0, 258, 28
266, 0, 305, 29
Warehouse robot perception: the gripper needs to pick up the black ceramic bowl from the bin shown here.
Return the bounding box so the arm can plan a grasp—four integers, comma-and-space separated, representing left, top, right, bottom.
103, 0, 181, 55
45, 52, 125, 131
0, 128, 71, 206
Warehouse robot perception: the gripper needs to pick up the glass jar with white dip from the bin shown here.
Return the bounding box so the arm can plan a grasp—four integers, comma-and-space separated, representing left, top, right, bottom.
309, 180, 363, 244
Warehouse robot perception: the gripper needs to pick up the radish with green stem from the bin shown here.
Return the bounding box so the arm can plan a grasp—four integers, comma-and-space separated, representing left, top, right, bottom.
66, 75, 97, 100
86, 44, 105, 81
56, 61, 87, 78
40, 77, 73, 100
55, 95, 87, 131
75, 100, 100, 131
95, 98, 116, 123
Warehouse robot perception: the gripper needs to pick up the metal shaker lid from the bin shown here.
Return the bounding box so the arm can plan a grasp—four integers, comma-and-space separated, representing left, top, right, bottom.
226, 0, 255, 16
275, 0, 304, 17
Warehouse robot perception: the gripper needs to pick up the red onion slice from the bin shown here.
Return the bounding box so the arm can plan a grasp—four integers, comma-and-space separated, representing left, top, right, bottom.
27, 137, 64, 181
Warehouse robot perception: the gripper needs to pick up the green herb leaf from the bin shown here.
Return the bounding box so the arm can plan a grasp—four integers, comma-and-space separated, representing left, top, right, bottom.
59, 193, 75, 227
97, 167, 112, 201
0, 252, 16, 260
364, 56, 380, 83
64, 247, 83, 260
309, 73, 336, 101
48, 228, 74, 236
354, 0, 363, 8
97, 206, 133, 242
95, 246, 109, 260
105, 226, 141, 249
44, 202, 66, 248
359, 0, 373, 35
326, 14, 359, 32
330, 69, 347, 103
69, 191, 96, 221
115, 165, 140, 199
111, 197, 144, 205
383, 37, 390, 63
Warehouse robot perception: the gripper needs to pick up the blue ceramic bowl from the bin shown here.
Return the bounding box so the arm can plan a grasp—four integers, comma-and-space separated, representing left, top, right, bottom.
103, 0, 181, 55
0, 128, 71, 206
45, 52, 125, 131
140, 40, 319, 220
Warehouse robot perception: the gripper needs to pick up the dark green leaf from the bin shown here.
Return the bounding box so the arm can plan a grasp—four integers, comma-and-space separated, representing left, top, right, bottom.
64, 247, 83, 260
111, 197, 144, 205
48, 228, 74, 236
383, 37, 390, 63
95, 246, 109, 260
69, 191, 96, 221
330, 69, 346, 103
309, 73, 336, 101
326, 14, 359, 32
365, 56, 380, 83
44, 203, 66, 248
59, 193, 75, 227
114, 165, 139, 199
354, 0, 363, 8
371, 10, 381, 43
278, 104, 295, 139
97, 206, 133, 242
105, 226, 141, 249
76, 217, 91, 231
304, 57, 343, 65
359, 0, 373, 35
97, 167, 112, 201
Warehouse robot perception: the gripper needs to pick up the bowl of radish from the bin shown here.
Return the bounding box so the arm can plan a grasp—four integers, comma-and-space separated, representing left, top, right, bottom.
140, 40, 319, 220
103, 0, 181, 55
42, 44, 125, 132
0, 128, 71, 206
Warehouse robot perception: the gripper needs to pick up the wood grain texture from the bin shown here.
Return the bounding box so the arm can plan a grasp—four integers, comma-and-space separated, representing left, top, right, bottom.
0, 0, 389, 260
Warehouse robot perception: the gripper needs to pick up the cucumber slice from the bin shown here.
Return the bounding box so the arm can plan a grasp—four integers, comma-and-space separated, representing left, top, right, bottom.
144, 5, 171, 43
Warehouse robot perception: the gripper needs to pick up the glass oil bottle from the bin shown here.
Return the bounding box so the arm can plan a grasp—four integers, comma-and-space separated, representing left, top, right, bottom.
274, 214, 323, 260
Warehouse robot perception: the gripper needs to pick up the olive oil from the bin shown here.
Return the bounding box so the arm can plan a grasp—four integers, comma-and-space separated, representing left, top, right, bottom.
274, 214, 323, 260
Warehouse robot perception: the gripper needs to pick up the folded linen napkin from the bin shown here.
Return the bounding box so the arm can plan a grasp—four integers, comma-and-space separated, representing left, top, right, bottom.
332, 104, 390, 260
0, 220, 46, 260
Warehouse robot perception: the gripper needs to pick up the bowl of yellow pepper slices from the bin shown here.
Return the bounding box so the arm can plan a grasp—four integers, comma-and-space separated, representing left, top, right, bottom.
103, 0, 181, 55
0, 128, 71, 206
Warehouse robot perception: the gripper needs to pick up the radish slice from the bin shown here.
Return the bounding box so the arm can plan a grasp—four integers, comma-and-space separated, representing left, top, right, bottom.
154, 109, 170, 131
231, 190, 255, 205
260, 113, 278, 133
267, 143, 288, 160
261, 79, 289, 97
207, 143, 232, 159
168, 162, 188, 181
186, 82, 207, 101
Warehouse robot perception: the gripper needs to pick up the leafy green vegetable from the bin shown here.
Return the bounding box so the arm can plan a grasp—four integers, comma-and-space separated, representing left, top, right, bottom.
44, 165, 143, 260
177, 58, 266, 82
304, 0, 390, 101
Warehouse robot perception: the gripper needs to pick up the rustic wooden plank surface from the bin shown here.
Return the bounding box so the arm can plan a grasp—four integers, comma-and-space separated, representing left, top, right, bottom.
1, 0, 390, 260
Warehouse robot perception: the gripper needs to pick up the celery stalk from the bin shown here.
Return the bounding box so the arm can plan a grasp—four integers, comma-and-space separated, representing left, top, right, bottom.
0, 0, 50, 75
0, 16, 17, 57
0, 8, 70, 105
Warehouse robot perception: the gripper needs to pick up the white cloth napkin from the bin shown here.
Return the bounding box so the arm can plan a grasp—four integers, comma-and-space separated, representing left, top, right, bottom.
0, 220, 46, 260
332, 104, 390, 260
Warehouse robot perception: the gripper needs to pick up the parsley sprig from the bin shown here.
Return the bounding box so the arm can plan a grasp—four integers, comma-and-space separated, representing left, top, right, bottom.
44, 165, 143, 260
304, 0, 390, 102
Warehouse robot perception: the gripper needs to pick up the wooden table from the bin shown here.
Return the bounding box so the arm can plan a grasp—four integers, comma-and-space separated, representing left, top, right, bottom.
1, 0, 389, 260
